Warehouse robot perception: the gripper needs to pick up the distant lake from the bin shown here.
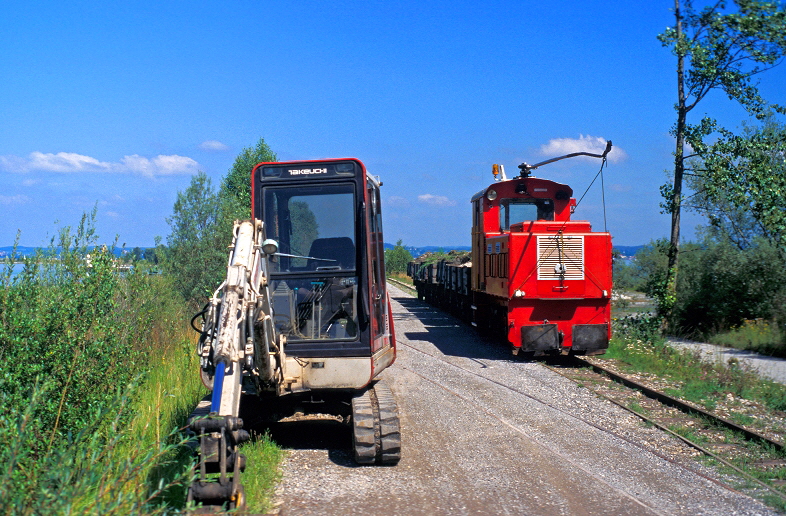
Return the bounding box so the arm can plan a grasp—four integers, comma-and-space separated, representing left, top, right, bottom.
3, 262, 142, 282
5, 263, 26, 280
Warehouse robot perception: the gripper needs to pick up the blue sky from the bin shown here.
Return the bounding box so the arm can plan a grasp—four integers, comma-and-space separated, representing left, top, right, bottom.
2, 1, 785, 248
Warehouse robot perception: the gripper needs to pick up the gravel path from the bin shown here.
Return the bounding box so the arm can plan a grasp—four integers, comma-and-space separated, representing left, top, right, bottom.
271, 285, 777, 515
668, 338, 786, 385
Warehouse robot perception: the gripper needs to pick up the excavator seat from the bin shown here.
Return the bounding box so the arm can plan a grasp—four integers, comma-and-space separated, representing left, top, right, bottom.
308, 237, 356, 270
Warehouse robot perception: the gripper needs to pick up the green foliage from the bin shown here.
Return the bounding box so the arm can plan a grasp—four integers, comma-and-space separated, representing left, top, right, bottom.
0, 213, 207, 512
164, 137, 277, 306
609, 318, 786, 412
219, 137, 277, 222
289, 200, 319, 258
1, 211, 136, 442
687, 113, 786, 249
611, 252, 643, 292
0, 379, 195, 515
613, 313, 664, 345
163, 171, 226, 305
658, 1, 786, 120
627, 239, 677, 318
632, 236, 786, 343
241, 433, 285, 513
416, 250, 449, 268
385, 239, 414, 275
710, 318, 786, 357
657, 0, 786, 317
2, 194, 286, 511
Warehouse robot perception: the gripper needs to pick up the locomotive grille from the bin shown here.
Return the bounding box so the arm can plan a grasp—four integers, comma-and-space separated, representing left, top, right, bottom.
537, 235, 584, 280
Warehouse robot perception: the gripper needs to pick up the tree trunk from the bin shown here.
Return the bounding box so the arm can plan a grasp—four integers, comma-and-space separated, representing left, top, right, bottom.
666, 0, 685, 321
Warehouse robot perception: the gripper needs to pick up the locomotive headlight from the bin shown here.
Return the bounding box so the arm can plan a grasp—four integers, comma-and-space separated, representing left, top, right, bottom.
261, 239, 279, 255
486, 189, 498, 201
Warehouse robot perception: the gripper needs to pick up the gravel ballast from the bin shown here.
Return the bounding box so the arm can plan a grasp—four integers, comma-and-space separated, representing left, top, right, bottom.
271, 285, 778, 515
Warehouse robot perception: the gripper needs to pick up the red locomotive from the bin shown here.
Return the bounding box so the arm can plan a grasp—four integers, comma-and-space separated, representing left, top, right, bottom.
410, 143, 613, 357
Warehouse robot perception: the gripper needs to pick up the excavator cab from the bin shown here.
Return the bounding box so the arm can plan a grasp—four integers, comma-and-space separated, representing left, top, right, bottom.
187, 158, 399, 511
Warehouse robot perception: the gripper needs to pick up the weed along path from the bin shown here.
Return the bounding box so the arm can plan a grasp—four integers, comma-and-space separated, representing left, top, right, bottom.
270, 285, 776, 515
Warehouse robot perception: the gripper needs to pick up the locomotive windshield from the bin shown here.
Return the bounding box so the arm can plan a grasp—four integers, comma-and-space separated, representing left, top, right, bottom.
262, 183, 360, 342
500, 198, 554, 230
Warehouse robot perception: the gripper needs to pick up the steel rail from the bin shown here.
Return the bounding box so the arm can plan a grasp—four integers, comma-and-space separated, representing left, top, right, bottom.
568, 356, 785, 453
388, 280, 785, 452
388, 282, 786, 503
547, 358, 786, 503
387, 277, 417, 293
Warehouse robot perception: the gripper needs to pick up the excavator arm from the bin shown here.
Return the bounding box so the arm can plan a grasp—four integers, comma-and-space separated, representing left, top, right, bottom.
187, 219, 279, 511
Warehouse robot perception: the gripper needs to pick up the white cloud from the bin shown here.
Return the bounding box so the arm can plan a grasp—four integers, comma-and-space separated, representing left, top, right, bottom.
150, 154, 199, 176
0, 151, 200, 178
29, 151, 112, 172
105, 211, 120, 218
0, 194, 31, 205
0, 155, 31, 173
385, 196, 410, 207
418, 194, 456, 206
199, 140, 230, 151
121, 154, 199, 178
539, 135, 627, 164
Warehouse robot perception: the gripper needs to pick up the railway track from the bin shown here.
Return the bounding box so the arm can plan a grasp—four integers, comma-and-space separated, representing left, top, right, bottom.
270, 285, 782, 514
398, 338, 786, 504
385, 279, 786, 504
396, 339, 750, 495
387, 277, 416, 293
564, 356, 784, 452
550, 357, 786, 499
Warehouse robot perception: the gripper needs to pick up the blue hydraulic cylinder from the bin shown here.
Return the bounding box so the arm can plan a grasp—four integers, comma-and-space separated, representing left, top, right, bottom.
210, 360, 226, 413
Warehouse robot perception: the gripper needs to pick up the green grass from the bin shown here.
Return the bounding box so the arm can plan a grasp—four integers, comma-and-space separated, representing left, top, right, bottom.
607, 315, 786, 510
1, 227, 284, 513
242, 433, 286, 513
606, 315, 786, 413
388, 272, 413, 285
710, 319, 786, 358
627, 401, 648, 415
730, 412, 756, 426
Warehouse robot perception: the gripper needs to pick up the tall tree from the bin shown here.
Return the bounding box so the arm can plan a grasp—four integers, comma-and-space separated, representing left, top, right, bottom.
164, 171, 225, 304
686, 113, 786, 250
164, 138, 278, 305
657, 0, 786, 319
219, 137, 277, 222
385, 240, 414, 275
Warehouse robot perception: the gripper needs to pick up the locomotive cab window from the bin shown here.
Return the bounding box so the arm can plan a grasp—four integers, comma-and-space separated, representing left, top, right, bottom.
500, 199, 554, 230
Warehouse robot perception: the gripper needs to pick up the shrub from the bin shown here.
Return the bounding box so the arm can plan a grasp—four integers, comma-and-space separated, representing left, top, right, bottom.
0, 212, 205, 512
631, 235, 786, 351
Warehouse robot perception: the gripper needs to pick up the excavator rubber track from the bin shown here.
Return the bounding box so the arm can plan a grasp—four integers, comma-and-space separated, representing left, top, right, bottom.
352, 381, 401, 465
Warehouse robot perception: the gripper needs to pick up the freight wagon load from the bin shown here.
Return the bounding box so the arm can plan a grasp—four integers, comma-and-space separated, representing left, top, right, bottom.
408, 251, 473, 319
409, 143, 614, 358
